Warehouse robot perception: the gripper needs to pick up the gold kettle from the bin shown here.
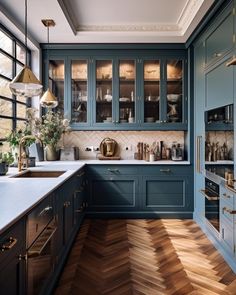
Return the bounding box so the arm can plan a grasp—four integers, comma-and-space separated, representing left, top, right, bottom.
100, 137, 117, 157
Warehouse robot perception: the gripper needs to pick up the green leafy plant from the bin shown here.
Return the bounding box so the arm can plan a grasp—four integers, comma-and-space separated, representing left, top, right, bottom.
7, 124, 35, 148
0, 151, 14, 165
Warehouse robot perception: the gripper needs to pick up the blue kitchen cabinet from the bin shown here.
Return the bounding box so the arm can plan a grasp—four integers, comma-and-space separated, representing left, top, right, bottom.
194, 40, 206, 219
87, 174, 139, 212
42, 48, 188, 130
0, 219, 26, 295
205, 0, 234, 69
73, 169, 86, 227
140, 165, 193, 216
205, 61, 234, 110
141, 176, 192, 212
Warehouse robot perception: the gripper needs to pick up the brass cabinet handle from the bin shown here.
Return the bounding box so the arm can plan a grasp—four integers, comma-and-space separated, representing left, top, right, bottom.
107, 168, 119, 173
200, 189, 219, 201
1, 237, 17, 251
223, 207, 236, 215
196, 136, 202, 173
160, 169, 171, 173
39, 206, 52, 216
77, 171, 85, 178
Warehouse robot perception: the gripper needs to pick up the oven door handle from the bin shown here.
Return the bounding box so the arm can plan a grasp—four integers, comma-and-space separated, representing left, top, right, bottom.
200, 189, 219, 201
28, 224, 57, 257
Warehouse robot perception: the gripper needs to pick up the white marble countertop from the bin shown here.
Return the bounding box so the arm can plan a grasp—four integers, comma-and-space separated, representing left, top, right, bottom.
0, 159, 190, 234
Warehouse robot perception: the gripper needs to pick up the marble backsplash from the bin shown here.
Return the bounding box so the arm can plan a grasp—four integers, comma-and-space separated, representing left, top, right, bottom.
62, 130, 185, 159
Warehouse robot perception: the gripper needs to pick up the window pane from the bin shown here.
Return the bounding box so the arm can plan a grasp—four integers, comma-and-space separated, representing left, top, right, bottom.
0, 99, 12, 116
1, 141, 10, 153
0, 77, 12, 99
16, 63, 23, 75
0, 52, 13, 79
16, 120, 27, 131
0, 30, 13, 55
17, 103, 27, 119
0, 117, 12, 139
16, 44, 26, 64
16, 96, 27, 104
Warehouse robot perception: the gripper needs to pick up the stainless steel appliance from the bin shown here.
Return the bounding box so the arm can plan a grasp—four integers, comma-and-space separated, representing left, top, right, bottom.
201, 178, 219, 231
26, 196, 57, 295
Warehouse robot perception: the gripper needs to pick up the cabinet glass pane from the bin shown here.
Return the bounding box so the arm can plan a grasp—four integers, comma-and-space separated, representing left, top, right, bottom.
49, 60, 64, 115
119, 60, 135, 123
144, 60, 160, 123
167, 59, 183, 123
96, 60, 112, 123
71, 60, 88, 123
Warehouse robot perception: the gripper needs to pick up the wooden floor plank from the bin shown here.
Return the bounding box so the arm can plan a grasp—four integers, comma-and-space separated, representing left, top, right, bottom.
54, 219, 236, 295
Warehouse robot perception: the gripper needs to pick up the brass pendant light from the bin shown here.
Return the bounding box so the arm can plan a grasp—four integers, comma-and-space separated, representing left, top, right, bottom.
40, 19, 58, 109
9, 0, 43, 97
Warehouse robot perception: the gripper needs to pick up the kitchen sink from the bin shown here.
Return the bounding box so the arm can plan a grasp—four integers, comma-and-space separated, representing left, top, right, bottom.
12, 170, 66, 178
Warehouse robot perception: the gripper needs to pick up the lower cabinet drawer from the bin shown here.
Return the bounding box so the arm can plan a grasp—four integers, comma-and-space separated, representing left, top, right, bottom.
220, 199, 234, 227
221, 216, 234, 253
0, 219, 25, 265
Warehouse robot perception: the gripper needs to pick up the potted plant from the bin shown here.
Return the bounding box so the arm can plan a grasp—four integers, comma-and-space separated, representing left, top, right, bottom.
7, 125, 35, 166
38, 110, 70, 161
0, 149, 14, 175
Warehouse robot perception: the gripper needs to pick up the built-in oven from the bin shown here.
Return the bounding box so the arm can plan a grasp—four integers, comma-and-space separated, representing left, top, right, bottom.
26, 195, 57, 295
201, 178, 220, 231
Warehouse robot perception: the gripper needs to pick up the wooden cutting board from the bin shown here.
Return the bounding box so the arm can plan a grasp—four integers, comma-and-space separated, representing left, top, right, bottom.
98, 155, 121, 160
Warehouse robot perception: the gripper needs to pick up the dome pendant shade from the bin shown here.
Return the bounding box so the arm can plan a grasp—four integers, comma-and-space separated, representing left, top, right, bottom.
9, 66, 43, 97
40, 88, 58, 108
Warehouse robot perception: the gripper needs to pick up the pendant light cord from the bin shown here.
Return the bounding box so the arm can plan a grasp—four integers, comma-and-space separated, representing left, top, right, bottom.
25, 0, 28, 65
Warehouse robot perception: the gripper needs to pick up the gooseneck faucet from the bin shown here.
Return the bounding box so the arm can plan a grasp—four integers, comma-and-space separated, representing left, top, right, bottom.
18, 135, 43, 172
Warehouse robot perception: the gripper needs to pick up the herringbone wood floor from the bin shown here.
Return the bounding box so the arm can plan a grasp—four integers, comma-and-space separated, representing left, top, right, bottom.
54, 219, 236, 295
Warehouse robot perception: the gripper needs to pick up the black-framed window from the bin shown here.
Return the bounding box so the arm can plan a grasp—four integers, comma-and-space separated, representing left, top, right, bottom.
0, 24, 31, 142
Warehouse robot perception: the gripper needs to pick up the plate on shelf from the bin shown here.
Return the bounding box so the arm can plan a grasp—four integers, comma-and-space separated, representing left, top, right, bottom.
119, 97, 130, 102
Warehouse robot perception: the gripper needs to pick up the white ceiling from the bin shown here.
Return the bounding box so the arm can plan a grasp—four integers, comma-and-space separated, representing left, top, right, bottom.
0, 0, 215, 48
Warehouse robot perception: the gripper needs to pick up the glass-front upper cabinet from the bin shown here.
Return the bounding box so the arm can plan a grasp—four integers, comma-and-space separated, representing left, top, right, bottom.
166, 59, 183, 123
95, 60, 113, 124
143, 60, 160, 124
49, 60, 64, 115
71, 60, 88, 124
119, 60, 136, 124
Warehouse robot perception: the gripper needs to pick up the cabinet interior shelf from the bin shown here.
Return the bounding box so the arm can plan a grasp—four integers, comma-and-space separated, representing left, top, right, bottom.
205, 161, 234, 165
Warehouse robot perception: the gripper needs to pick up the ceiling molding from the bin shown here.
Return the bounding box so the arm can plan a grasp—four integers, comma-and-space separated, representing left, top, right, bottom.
177, 0, 205, 35
57, 0, 77, 35
78, 24, 180, 32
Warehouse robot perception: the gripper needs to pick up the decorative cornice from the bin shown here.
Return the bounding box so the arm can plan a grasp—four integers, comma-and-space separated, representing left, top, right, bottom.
78, 24, 180, 32
178, 0, 205, 35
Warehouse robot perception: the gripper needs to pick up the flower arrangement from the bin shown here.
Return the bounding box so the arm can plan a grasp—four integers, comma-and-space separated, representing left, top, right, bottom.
38, 110, 70, 149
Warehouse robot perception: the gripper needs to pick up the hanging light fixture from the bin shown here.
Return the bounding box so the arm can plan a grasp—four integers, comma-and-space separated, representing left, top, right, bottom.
40, 19, 58, 108
9, 0, 43, 97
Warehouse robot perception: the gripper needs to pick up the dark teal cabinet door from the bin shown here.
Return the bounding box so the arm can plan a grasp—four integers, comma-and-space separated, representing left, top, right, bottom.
142, 176, 192, 211
206, 61, 234, 110
194, 41, 205, 217
0, 219, 26, 295
0, 255, 25, 295
205, 1, 234, 67
87, 175, 139, 211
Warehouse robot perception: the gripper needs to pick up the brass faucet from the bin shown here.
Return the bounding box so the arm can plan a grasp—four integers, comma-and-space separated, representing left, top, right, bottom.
18, 135, 43, 172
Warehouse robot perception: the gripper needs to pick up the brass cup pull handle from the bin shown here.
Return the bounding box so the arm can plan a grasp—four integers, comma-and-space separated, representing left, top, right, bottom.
160, 169, 171, 173
200, 189, 219, 201
1, 237, 17, 251
223, 207, 236, 214
107, 168, 119, 173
